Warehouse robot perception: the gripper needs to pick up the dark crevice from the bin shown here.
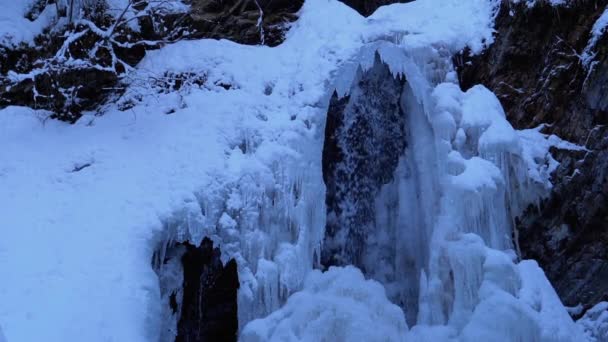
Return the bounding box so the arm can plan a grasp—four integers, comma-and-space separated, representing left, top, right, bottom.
154, 237, 239, 342
177, 238, 239, 342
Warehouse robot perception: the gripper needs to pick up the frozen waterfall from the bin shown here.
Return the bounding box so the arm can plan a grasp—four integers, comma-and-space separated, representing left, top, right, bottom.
0, 1, 592, 341
242, 41, 586, 341
136, 25, 586, 342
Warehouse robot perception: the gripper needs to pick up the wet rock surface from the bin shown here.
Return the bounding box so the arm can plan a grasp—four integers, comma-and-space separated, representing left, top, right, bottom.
456, 0, 608, 310
322, 55, 407, 269
154, 237, 238, 342
176, 238, 239, 342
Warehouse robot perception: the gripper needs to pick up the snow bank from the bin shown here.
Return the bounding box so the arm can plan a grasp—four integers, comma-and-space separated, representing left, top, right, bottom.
368, 0, 500, 54
0, 0, 189, 46
581, 6, 608, 67
0, 0, 56, 46
577, 302, 608, 342
242, 235, 585, 342
518, 261, 587, 341
241, 266, 408, 342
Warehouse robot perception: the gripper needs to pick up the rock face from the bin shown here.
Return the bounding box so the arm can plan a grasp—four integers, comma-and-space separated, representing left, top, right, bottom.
188, 0, 304, 46
322, 55, 407, 271
176, 238, 239, 342
456, 1, 608, 311
338, 0, 412, 16
0, 4, 156, 122
0, 0, 413, 123
0, 0, 305, 122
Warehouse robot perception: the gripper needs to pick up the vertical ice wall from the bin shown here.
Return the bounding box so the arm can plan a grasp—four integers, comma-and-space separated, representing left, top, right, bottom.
149, 36, 581, 340
150, 99, 328, 338
322, 52, 407, 270
320, 40, 574, 337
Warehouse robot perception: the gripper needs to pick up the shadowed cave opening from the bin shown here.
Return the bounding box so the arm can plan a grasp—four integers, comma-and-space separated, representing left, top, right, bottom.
153, 237, 239, 342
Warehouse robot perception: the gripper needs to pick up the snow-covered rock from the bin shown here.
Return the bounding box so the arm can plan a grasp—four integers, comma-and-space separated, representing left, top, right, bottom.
577, 302, 608, 342
241, 266, 408, 342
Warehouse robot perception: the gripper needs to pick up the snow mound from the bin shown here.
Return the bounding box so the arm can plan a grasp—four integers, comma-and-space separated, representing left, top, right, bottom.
0, 0, 56, 46
428, 234, 584, 342
581, 6, 608, 67
518, 261, 587, 341
240, 266, 408, 342
577, 302, 608, 342
242, 235, 586, 342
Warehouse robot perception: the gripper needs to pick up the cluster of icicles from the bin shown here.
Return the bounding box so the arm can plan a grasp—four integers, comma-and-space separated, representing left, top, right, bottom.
155, 41, 584, 342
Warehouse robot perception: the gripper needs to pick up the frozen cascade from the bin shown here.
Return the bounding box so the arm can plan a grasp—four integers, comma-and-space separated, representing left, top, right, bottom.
146, 37, 585, 341
322, 52, 408, 270
0, 1, 589, 341
302, 39, 584, 341
320, 42, 531, 323
150, 153, 327, 337
149, 87, 328, 338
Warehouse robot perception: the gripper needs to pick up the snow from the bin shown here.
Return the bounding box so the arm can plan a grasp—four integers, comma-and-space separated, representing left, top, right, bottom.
517, 125, 585, 186
0, 0, 57, 46
242, 234, 586, 342
518, 261, 587, 341
0, 0, 189, 46
581, 6, 608, 67
577, 302, 608, 342
368, 0, 500, 54
240, 266, 408, 342
0, 0, 589, 341
589, 8, 608, 45
0, 105, 211, 342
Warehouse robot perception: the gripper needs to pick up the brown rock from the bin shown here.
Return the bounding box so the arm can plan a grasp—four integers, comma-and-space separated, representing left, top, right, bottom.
455, 0, 608, 311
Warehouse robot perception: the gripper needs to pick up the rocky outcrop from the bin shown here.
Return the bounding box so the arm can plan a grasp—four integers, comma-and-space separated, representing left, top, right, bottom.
455, 0, 608, 311
338, 0, 412, 16
188, 0, 303, 46
0, 0, 305, 122
0, 3, 159, 122
0, 0, 416, 123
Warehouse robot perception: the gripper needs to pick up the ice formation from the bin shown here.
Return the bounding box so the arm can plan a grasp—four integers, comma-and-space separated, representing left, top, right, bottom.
243, 38, 586, 341
240, 266, 408, 342
581, 5, 608, 67
577, 302, 608, 341
0, 0, 591, 341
